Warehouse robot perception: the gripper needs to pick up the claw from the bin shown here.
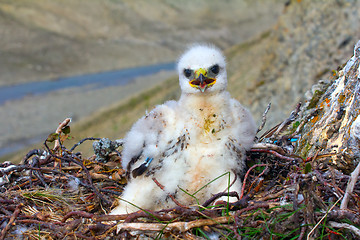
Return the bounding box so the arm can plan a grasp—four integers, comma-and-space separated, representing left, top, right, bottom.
132, 157, 153, 178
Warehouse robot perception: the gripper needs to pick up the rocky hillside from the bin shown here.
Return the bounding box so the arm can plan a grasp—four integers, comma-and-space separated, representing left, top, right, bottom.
0, 0, 283, 87
227, 0, 360, 128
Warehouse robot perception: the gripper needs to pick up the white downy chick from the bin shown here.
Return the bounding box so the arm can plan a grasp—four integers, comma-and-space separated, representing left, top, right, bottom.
111, 44, 256, 215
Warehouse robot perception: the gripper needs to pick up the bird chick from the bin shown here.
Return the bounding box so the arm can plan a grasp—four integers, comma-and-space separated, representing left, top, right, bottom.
110, 44, 256, 215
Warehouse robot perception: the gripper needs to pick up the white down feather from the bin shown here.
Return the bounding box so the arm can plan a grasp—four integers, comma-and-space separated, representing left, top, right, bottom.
111, 44, 256, 215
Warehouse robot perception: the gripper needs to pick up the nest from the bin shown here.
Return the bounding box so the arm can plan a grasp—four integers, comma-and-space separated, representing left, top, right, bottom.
1, 117, 360, 240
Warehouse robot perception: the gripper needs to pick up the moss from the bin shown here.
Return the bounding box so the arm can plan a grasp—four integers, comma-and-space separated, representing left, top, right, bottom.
299, 141, 312, 159
307, 90, 324, 109
290, 121, 300, 132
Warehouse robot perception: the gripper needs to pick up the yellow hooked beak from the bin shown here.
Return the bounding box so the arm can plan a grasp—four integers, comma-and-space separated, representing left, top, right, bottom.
189, 68, 216, 93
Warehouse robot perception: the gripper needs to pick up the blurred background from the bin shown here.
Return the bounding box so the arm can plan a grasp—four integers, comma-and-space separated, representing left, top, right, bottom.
0, 0, 359, 162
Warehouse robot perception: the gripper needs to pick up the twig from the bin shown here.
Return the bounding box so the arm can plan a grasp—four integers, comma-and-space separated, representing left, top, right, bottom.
340, 160, 360, 209
53, 118, 71, 151
256, 188, 288, 201
14, 219, 66, 238
202, 192, 239, 207
297, 221, 306, 240
252, 143, 287, 155
326, 209, 360, 225
257, 102, 271, 134
62, 211, 94, 223
93, 213, 129, 222
307, 196, 343, 240
75, 233, 97, 240
97, 206, 215, 223
328, 221, 360, 237
260, 104, 301, 141
44, 141, 111, 205
247, 166, 268, 194
116, 215, 233, 233
0, 197, 15, 205
22, 149, 46, 164
235, 202, 270, 216
33, 170, 49, 188
0, 164, 27, 176
250, 148, 302, 162
240, 164, 268, 199
152, 177, 189, 209
70, 137, 102, 152
94, 209, 177, 222
123, 209, 174, 223
0, 203, 22, 240
273, 103, 301, 137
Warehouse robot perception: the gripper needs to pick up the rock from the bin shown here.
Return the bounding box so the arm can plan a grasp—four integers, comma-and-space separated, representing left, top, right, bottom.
295, 40, 360, 173
229, 0, 360, 129
93, 138, 123, 162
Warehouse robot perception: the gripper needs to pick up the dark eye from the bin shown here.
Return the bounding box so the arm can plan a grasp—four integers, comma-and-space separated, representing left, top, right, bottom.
210, 64, 220, 75
184, 69, 192, 78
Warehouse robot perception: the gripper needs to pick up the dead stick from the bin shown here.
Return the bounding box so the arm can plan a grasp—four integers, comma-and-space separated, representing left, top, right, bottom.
202, 191, 239, 207
340, 160, 360, 209
256, 188, 288, 201
0, 204, 22, 240
247, 165, 268, 193
62, 211, 94, 223
250, 148, 301, 162
273, 103, 301, 137
252, 143, 287, 155
326, 209, 360, 225
93, 214, 128, 222
70, 137, 101, 152
240, 164, 268, 199
15, 219, 65, 226
328, 221, 360, 237
95, 209, 178, 222
297, 221, 306, 240
235, 202, 269, 216
74, 233, 97, 240
116, 215, 233, 233
124, 209, 175, 223
257, 102, 271, 134
45, 141, 110, 205
307, 196, 343, 240
53, 118, 71, 151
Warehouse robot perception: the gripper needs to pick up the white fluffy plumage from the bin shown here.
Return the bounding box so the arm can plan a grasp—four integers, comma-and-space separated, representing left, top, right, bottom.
110, 44, 256, 215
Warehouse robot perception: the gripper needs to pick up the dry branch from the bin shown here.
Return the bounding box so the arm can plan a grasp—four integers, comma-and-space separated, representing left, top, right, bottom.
116, 216, 233, 233
341, 160, 360, 209
328, 221, 360, 238
307, 196, 343, 240
53, 118, 71, 151
0, 204, 22, 240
